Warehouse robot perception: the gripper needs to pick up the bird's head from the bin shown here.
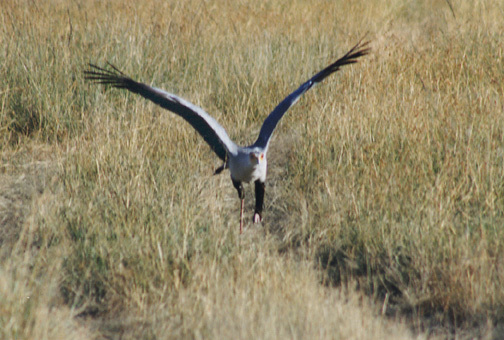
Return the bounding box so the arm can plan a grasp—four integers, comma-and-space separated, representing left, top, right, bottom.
249, 151, 265, 165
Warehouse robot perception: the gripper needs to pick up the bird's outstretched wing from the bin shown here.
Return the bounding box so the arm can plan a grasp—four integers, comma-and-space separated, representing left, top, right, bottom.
84, 64, 238, 161
252, 40, 370, 150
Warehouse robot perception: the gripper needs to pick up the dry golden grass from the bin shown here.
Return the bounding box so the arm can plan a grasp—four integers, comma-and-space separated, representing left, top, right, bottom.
1, 0, 503, 339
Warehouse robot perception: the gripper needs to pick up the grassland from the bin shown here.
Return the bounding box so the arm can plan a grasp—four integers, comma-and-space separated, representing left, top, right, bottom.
1, 0, 503, 339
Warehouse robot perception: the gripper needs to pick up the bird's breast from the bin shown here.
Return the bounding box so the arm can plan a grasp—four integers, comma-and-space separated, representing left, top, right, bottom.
228, 154, 267, 183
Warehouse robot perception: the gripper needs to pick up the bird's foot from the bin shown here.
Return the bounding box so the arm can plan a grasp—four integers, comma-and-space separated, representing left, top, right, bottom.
253, 212, 262, 224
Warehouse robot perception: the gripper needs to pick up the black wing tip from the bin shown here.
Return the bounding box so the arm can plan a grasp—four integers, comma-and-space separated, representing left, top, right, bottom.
85, 62, 124, 73
348, 33, 372, 52
84, 62, 132, 87
105, 62, 126, 75
312, 38, 371, 83
341, 38, 372, 63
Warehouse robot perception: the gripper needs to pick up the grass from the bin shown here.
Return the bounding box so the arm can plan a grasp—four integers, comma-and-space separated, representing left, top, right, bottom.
1, 0, 504, 338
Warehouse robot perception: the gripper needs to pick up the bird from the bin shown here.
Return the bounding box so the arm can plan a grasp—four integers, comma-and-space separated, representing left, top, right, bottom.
84, 40, 370, 233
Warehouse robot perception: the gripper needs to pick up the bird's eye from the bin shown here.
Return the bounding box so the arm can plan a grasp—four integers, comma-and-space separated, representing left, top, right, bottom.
260, 154, 264, 160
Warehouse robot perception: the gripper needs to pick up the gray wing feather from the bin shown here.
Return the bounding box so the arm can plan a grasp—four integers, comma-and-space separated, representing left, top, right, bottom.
84, 64, 238, 161
252, 40, 370, 150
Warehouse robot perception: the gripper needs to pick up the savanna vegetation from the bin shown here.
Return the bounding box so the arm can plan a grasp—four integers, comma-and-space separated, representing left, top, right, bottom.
1, 0, 503, 339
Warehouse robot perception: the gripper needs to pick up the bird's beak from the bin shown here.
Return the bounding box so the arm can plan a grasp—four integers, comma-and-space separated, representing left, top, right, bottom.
250, 153, 264, 164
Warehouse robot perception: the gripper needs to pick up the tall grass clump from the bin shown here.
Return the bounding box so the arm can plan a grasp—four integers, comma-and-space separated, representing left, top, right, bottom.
1, 0, 503, 339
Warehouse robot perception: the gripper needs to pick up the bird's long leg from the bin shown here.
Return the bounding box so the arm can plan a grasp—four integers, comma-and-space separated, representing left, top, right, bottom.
232, 179, 245, 233
213, 163, 226, 175
253, 180, 265, 224
214, 154, 228, 175
240, 198, 244, 233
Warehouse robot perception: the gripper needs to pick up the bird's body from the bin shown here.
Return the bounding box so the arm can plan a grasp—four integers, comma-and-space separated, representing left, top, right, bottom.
228, 147, 267, 183
85, 40, 369, 232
